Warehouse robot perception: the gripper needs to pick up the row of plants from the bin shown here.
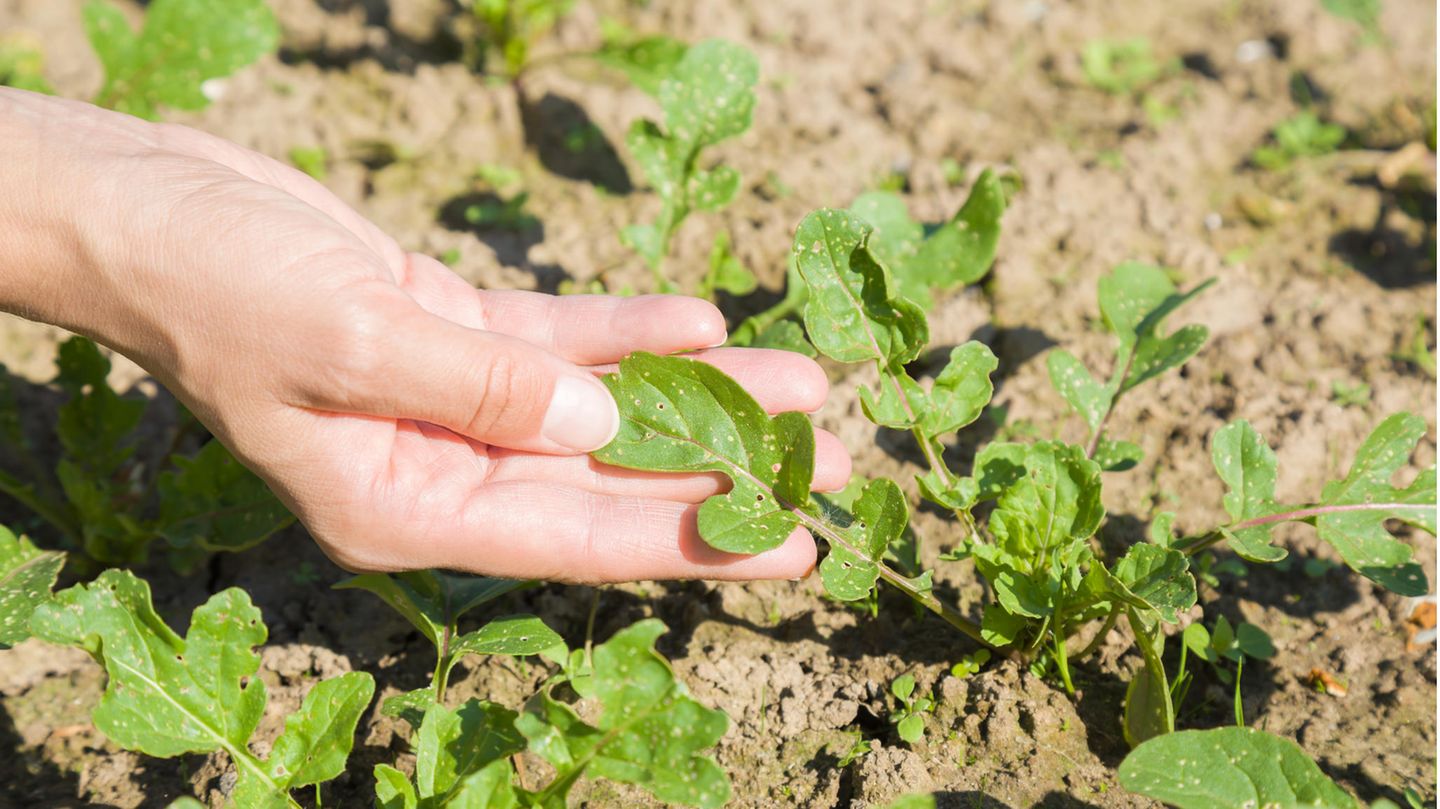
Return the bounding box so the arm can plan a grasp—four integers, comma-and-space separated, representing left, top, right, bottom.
0, 0, 1434, 807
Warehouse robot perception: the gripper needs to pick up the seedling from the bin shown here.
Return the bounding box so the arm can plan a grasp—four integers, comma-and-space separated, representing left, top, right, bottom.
466, 0, 576, 79
31, 567, 374, 807
1252, 111, 1347, 171
621, 40, 758, 291
344, 571, 733, 807
1172, 616, 1275, 725
889, 673, 935, 744
1081, 38, 1176, 97
0, 336, 292, 567
1331, 380, 1373, 408
950, 648, 992, 679
85, 0, 279, 119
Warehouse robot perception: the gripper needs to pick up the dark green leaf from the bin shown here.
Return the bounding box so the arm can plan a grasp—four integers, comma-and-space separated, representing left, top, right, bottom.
1109, 544, 1196, 623
157, 440, 293, 554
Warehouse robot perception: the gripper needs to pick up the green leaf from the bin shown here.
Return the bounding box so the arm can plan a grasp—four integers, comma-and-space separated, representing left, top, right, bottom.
1119, 727, 1359, 808
593, 24, 687, 96
54, 336, 145, 477
896, 713, 924, 744
1233, 622, 1275, 661
1122, 608, 1174, 747
700, 230, 757, 298
989, 442, 1105, 562
794, 209, 928, 366
819, 479, 907, 601
688, 166, 740, 211
336, 571, 530, 649
1094, 438, 1143, 472
1109, 544, 1196, 623
849, 191, 927, 305
1047, 349, 1111, 432
891, 673, 916, 702
34, 570, 267, 756
593, 352, 815, 554
449, 615, 563, 673
518, 620, 731, 808
381, 687, 437, 733
85, 0, 279, 120
1314, 413, 1435, 596
620, 222, 665, 269
157, 439, 294, 554
980, 603, 1026, 646
908, 168, 1007, 290
882, 796, 937, 809
375, 764, 419, 809
415, 700, 523, 801
0, 526, 64, 648
1097, 263, 1213, 392
0, 33, 54, 94
918, 342, 998, 439
749, 320, 816, 357
244, 672, 374, 795
1211, 420, 1289, 563
658, 39, 758, 151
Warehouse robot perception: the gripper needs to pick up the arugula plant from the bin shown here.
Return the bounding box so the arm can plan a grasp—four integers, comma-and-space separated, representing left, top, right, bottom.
731, 170, 1008, 353
1252, 111, 1347, 171
888, 673, 935, 744
0, 525, 64, 649
591, 201, 1435, 754
85, 0, 279, 119
466, 0, 576, 79
621, 40, 758, 290
31, 567, 374, 808
1081, 38, 1177, 97
0, 336, 292, 568
1171, 616, 1274, 727
344, 571, 733, 807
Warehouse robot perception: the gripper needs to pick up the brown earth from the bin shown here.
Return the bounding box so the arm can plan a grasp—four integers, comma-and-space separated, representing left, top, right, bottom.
0, 0, 1435, 807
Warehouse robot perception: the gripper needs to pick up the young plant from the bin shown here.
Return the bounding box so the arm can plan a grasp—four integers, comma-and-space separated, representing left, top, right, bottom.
1252, 111, 1347, 171
85, 0, 279, 119
466, 0, 576, 79
30, 567, 374, 808
949, 648, 991, 679
888, 673, 935, 744
1081, 38, 1176, 97
345, 571, 733, 807
0, 336, 292, 567
730, 170, 1008, 353
1172, 616, 1275, 726
621, 40, 758, 290
1047, 261, 1214, 469
1119, 727, 1365, 808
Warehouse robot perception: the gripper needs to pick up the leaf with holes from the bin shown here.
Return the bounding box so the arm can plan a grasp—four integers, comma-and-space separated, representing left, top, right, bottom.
1119, 727, 1359, 808
593, 352, 815, 554
819, 479, 907, 601
0, 526, 64, 648
1210, 420, 1290, 562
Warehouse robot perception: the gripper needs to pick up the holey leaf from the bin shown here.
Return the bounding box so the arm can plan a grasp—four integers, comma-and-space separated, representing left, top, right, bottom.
990, 442, 1105, 564
1315, 413, 1435, 596
1097, 262, 1214, 393
1211, 420, 1290, 563
85, 0, 280, 120
516, 619, 731, 808
0, 526, 64, 648
34, 570, 373, 804
819, 479, 908, 601
793, 209, 929, 367
658, 40, 758, 153
1118, 727, 1359, 809
859, 341, 997, 436
593, 352, 815, 554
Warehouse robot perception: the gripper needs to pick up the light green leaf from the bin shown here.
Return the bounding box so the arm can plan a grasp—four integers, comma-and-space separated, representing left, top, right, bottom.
980, 603, 1026, 646
1094, 438, 1143, 472
896, 713, 924, 744
819, 479, 907, 601
882, 796, 937, 809
1315, 413, 1435, 596
1109, 544, 1196, 623
593, 352, 815, 554
446, 759, 520, 808
1211, 420, 1289, 563
919, 342, 998, 439
449, 615, 563, 667
375, 764, 419, 809
1233, 622, 1275, 661
794, 209, 928, 366
858, 371, 925, 430
1119, 727, 1359, 808
749, 319, 816, 357
381, 687, 436, 733
620, 222, 665, 269
688, 166, 740, 212
157, 439, 294, 554
415, 700, 523, 802
250, 672, 374, 792
33, 570, 267, 757
85, 0, 279, 120
990, 442, 1105, 562
1096, 263, 1213, 389
0, 526, 64, 648
518, 620, 731, 808
964, 442, 1028, 505
658, 39, 758, 150
1048, 349, 1111, 432
849, 191, 927, 305
908, 168, 1007, 290
701, 230, 757, 298
593, 24, 687, 96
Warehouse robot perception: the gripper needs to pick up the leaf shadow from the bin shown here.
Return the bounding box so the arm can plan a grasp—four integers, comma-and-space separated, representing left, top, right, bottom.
1327, 189, 1437, 290
275, 0, 465, 73
437, 192, 569, 294
518, 90, 633, 195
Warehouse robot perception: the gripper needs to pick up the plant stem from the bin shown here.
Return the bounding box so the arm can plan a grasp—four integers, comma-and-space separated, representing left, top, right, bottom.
1072, 605, 1120, 661
1052, 605, 1075, 695
1232, 655, 1245, 727
1174, 501, 1433, 556
881, 365, 976, 536
1084, 351, 1135, 459
584, 587, 600, 670
433, 622, 454, 703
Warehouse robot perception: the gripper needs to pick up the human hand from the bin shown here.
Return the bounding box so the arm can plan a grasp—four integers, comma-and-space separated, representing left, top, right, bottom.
0, 89, 849, 582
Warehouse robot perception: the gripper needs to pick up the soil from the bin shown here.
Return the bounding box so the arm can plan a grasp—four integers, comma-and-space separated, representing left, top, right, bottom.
0, 0, 1435, 807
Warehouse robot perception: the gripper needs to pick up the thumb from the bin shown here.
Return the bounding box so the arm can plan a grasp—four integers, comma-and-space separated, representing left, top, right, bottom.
306, 292, 620, 454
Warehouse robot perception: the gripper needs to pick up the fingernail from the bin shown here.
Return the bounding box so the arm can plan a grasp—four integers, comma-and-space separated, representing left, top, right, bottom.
543, 376, 620, 452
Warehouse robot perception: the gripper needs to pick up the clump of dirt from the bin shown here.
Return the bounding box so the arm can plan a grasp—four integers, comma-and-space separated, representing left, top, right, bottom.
0, 0, 1434, 806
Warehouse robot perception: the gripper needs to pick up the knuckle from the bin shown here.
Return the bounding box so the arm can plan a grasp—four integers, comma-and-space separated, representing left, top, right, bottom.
464, 343, 549, 437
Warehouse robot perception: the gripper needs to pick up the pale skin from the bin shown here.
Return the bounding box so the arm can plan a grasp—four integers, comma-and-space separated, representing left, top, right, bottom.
0, 87, 850, 583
